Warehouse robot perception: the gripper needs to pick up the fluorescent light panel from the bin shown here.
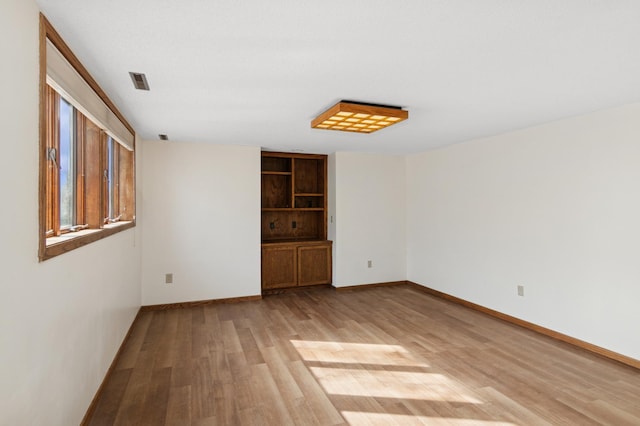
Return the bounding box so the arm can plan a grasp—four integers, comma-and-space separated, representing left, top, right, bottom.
311, 101, 408, 134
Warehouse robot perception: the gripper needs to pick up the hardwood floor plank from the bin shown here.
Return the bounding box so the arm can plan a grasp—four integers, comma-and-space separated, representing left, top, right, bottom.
87, 368, 132, 426
153, 310, 179, 369
288, 360, 346, 425
211, 347, 232, 384
192, 416, 217, 426
190, 357, 216, 420
212, 380, 240, 425
556, 392, 640, 426
112, 344, 156, 426
86, 286, 640, 425
248, 325, 274, 349
247, 363, 296, 425
138, 367, 172, 426
236, 327, 265, 365
261, 305, 297, 337
221, 320, 243, 354
116, 313, 152, 370
477, 387, 553, 426
164, 385, 191, 426
260, 345, 304, 400
285, 397, 327, 426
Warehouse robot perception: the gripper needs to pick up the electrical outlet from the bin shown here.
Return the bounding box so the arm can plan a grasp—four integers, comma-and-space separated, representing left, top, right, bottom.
367, 260, 372, 268
165, 273, 173, 284
517, 285, 524, 297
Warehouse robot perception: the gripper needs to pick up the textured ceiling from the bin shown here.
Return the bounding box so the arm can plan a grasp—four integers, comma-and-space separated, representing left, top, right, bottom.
36, 0, 640, 154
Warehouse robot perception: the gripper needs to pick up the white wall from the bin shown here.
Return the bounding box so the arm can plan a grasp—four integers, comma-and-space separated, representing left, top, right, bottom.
141, 141, 261, 305
3, 5, 638, 424
0, 2, 142, 425
332, 152, 406, 287
407, 104, 640, 360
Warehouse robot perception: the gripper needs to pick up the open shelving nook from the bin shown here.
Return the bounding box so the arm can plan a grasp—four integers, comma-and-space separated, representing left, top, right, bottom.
261, 152, 327, 242
261, 152, 331, 290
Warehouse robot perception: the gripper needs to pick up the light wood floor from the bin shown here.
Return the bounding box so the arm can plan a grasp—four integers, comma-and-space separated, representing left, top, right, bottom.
87, 285, 640, 425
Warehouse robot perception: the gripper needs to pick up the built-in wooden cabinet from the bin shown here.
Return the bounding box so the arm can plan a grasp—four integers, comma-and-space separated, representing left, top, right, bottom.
297, 242, 332, 286
261, 152, 331, 290
261, 240, 332, 289
261, 244, 297, 289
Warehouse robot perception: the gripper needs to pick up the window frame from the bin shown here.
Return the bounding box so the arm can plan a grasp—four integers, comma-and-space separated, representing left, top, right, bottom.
39, 14, 136, 261
46, 90, 85, 236
104, 135, 121, 224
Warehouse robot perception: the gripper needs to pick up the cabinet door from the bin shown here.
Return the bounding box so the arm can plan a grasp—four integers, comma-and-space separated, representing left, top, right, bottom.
262, 245, 297, 289
297, 244, 332, 286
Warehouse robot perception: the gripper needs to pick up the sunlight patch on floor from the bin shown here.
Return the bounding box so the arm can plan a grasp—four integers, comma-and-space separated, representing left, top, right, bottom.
309, 366, 481, 403
290, 340, 429, 367
341, 411, 516, 426
290, 339, 483, 406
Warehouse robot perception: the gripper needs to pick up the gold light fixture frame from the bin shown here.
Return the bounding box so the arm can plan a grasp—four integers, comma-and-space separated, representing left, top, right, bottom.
311, 101, 408, 134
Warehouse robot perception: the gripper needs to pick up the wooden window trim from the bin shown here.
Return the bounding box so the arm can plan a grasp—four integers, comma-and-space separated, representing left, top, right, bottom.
42, 221, 136, 261
44, 85, 58, 238
102, 135, 122, 224
75, 112, 86, 227
39, 14, 136, 261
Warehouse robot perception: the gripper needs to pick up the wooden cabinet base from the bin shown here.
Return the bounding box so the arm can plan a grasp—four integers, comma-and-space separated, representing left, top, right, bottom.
261, 244, 297, 289
262, 241, 332, 290
298, 244, 332, 286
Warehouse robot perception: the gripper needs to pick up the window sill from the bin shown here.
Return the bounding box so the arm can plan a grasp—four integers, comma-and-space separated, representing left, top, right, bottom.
41, 220, 135, 261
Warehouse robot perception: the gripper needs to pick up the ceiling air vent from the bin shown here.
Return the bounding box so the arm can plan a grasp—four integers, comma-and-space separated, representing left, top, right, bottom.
159, 134, 169, 140
129, 72, 150, 90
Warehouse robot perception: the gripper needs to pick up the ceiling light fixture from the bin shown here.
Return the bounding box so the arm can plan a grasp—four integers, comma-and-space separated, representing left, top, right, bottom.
311, 100, 408, 134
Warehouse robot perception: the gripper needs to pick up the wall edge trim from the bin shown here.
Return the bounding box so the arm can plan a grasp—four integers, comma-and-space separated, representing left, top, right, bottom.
333, 281, 407, 291
80, 307, 142, 425
140, 294, 262, 311
406, 281, 639, 370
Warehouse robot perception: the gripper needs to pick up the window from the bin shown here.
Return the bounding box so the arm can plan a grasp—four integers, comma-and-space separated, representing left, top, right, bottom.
106, 136, 117, 222
104, 135, 135, 224
39, 14, 135, 261
45, 88, 85, 236
58, 96, 74, 229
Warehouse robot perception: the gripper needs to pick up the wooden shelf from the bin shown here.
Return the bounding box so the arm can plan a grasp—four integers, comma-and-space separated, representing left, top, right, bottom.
262, 208, 324, 212
261, 152, 328, 236
261, 171, 292, 176
262, 238, 327, 244
261, 151, 331, 290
